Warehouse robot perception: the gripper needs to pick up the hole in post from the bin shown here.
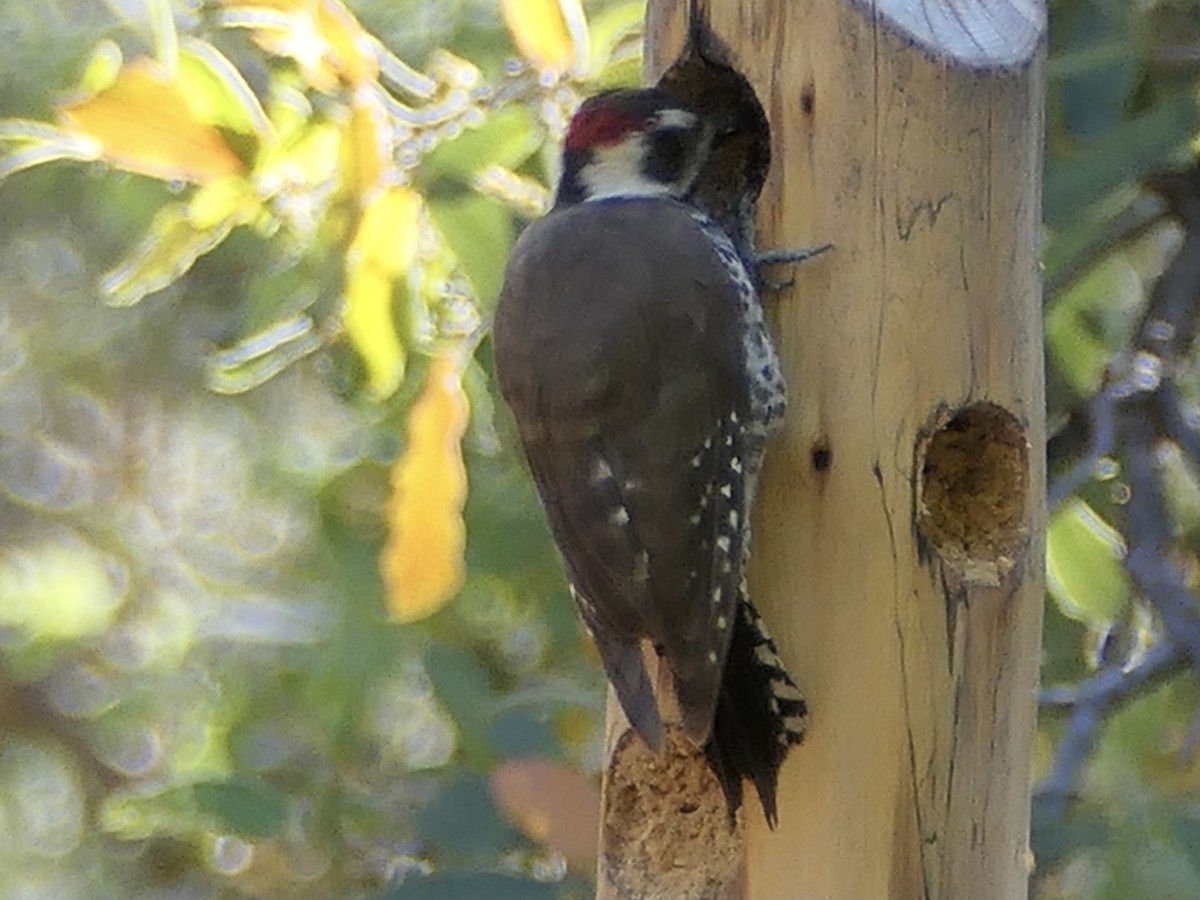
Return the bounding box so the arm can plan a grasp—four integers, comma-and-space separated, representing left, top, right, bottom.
916, 402, 1028, 584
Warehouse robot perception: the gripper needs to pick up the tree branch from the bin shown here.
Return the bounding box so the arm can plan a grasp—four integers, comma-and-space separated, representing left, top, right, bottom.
1036, 641, 1186, 816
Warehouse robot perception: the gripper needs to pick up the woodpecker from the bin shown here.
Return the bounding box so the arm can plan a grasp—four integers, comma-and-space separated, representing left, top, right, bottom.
492, 88, 808, 826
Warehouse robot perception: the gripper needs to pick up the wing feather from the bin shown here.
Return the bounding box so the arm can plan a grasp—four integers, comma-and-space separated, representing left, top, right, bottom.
493, 198, 751, 745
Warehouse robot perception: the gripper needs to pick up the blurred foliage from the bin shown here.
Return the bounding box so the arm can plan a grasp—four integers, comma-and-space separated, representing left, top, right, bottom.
1039, 1, 1200, 898
0, 0, 644, 897
3, 0, 1200, 898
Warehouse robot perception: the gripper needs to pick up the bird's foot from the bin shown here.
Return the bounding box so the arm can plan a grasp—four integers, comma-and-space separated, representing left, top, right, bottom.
756, 243, 833, 291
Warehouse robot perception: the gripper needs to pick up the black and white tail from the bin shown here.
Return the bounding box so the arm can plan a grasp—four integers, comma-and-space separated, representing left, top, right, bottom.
704, 596, 808, 827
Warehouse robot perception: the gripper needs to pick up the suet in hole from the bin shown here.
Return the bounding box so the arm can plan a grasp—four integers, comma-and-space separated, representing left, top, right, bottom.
916, 402, 1028, 584
602, 728, 741, 900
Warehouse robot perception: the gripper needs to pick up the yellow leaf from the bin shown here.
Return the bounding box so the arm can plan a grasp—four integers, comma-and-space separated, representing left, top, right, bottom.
314, 0, 378, 87
343, 186, 420, 397
344, 267, 405, 398
258, 119, 342, 190
188, 176, 259, 229
219, 1, 338, 92
350, 185, 420, 276
345, 92, 388, 200
58, 59, 245, 183
502, 0, 589, 76
101, 195, 248, 307
382, 355, 469, 623
79, 40, 124, 95
219, 0, 377, 89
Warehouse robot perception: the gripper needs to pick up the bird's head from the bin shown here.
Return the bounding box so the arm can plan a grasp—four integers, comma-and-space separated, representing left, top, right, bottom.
555, 88, 710, 206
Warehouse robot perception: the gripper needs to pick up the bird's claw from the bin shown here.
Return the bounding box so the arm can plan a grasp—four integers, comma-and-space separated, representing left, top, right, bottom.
756, 243, 834, 268
755, 243, 833, 292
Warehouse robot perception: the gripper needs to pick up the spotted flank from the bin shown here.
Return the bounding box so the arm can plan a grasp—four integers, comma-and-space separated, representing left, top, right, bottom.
684, 409, 749, 679
686, 207, 788, 439
657, 208, 806, 827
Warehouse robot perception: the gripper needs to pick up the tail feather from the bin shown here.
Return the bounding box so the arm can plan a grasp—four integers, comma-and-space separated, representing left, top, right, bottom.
704, 598, 807, 827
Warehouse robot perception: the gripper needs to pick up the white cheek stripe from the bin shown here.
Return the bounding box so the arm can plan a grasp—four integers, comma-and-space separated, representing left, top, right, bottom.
577, 134, 676, 201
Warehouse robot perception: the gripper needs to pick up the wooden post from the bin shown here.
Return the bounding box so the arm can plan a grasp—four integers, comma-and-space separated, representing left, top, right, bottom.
599, 1, 1047, 898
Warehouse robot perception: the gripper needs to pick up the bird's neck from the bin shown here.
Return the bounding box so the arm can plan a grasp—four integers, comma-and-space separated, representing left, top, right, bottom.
556, 138, 685, 206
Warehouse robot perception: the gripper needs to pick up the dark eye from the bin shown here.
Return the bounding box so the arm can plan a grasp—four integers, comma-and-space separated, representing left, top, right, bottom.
643, 115, 661, 131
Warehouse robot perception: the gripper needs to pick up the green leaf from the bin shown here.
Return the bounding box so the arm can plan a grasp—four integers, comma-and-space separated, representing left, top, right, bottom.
421, 106, 541, 185
414, 777, 519, 863
1173, 815, 1200, 872
427, 194, 514, 307
1042, 189, 1162, 297
492, 710, 557, 758
1031, 795, 1111, 873
206, 314, 323, 394
0, 120, 101, 184
1040, 601, 1091, 686
100, 784, 199, 841
462, 355, 500, 454
1161, 445, 1200, 535
179, 38, 272, 140
251, 252, 328, 320
425, 643, 499, 769
193, 776, 287, 839
1047, 500, 1130, 625
584, 0, 645, 79
77, 38, 125, 93
1099, 836, 1200, 900
1048, 39, 1133, 81
461, 450, 560, 577
1051, 8, 1136, 140
101, 199, 240, 306
1044, 95, 1198, 229
1045, 255, 1138, 394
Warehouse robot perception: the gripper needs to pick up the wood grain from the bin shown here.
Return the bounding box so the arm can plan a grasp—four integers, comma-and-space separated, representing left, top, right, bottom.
632, 1, 1048, 897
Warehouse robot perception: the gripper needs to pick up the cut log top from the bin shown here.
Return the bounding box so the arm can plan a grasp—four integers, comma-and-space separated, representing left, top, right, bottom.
870, 0, 1046, 67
